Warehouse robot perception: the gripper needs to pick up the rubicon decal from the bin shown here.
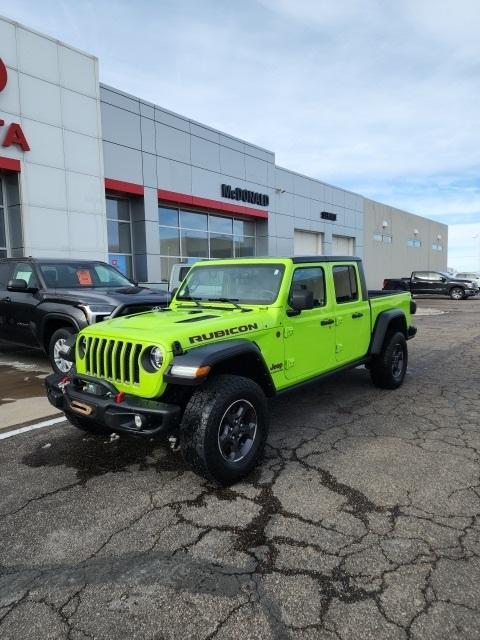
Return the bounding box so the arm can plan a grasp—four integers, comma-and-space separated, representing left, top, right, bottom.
189, 323, 259, 344
0, 58, 7, 92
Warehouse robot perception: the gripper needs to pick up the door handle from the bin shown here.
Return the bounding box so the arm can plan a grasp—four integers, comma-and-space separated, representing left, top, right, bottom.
352, 312, 363, 319
0, 297, 11, 303
321, 318, 334, 326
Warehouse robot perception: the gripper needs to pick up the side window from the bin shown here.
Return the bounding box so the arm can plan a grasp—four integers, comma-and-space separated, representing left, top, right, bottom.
333, 265, 358, 304
413, 272, 429, 280
290, 267, 326, 307
428, 272, 443, 282
0, 262, 12, 288
12, 262, 38, 288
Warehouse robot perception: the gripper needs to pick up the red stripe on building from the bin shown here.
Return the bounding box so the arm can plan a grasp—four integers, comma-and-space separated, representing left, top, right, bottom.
105, 178, 144, 196
158, 188, 268, 220
0, 156, 21, 172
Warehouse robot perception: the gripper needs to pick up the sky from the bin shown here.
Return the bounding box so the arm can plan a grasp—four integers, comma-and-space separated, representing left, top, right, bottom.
2, 0, 479, 271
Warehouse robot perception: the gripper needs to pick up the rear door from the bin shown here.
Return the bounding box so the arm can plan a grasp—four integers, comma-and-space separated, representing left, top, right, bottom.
331, 263, 370, 364
284, 265, 336, 382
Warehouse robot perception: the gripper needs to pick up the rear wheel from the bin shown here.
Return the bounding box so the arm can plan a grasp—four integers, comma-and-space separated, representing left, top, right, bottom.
66, 411, 112, 436
180, 374, 269, 485
370, 331, 408, 390
450, 287, 465, 300
49, 327, 76, 374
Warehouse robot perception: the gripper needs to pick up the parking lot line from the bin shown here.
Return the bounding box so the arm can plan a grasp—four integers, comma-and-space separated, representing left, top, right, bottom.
0, 416, 66, 440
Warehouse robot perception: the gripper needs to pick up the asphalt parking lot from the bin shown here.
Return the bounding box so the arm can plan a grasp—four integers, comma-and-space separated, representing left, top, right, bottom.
1, 297, 479, 639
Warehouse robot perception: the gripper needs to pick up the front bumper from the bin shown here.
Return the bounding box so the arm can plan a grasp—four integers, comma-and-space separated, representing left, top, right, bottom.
465, 289, 479, 297
45, 373, 181, 437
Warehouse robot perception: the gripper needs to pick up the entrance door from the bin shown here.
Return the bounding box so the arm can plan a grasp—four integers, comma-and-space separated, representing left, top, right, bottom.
284, 266, 336, 382
332, 235, 355, 256
332, 264, 370, 364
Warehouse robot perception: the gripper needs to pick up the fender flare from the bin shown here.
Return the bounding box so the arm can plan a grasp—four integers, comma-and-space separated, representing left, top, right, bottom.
369, 309, 407, 355
164, 339, 276, 395
39, 312, 85, 346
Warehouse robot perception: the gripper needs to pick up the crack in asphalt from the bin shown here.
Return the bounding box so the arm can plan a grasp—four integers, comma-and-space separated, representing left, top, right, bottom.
1, 301, 480, 638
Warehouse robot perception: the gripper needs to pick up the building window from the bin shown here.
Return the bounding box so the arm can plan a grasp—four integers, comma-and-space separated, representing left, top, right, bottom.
158, 206, 257, 283
374, 232, 392, 244
106, 197, 133, 278
432, 243, 443, 251
0, 173, 24, 258
407, 239, 422, 248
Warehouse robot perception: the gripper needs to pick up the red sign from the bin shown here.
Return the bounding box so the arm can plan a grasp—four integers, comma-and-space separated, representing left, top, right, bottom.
0, 58, 30, 153
0, 58, 7, 93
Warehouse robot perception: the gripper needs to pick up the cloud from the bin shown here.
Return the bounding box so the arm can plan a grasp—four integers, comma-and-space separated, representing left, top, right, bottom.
2, 0, 479, 267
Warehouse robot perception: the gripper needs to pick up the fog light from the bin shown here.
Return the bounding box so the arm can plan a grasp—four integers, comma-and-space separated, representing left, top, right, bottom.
134, 414, 144, 428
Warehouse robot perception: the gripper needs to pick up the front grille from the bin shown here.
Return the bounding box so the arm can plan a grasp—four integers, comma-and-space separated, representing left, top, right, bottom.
83, 337, 143, 385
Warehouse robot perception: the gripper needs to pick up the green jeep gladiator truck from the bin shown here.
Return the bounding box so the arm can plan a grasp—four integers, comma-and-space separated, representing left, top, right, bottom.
46, 257, 417, 484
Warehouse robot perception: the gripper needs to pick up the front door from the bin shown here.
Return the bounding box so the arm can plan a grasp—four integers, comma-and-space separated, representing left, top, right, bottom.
331, 264, 370, 364
284, 266, 336, 382
0, 261, 13, 340
3, 261, 41, 346
410, 272, 433, 294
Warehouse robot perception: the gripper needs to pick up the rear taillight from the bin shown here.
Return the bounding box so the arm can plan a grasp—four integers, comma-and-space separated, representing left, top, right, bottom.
383, 279, 388, 289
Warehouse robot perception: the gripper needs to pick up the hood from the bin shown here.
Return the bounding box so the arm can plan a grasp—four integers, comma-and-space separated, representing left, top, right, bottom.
43, 286, 170, 305
80, 305, 270, 351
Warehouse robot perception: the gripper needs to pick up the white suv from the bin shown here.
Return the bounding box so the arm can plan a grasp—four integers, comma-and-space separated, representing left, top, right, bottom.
456, 272, 480, 289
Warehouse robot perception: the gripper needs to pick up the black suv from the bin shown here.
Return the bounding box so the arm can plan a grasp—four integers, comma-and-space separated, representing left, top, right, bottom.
0, 258, 169, 373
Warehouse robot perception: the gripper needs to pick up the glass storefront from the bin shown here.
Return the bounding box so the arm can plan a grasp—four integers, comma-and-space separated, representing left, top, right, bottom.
106, 196, 134, 278
159, 206, 257, 283
0, 173, 23, 258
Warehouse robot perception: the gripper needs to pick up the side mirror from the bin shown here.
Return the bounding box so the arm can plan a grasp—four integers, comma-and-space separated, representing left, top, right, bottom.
290, 289, 314, 312
170, 287, 178, 298
7, 278, 28, 292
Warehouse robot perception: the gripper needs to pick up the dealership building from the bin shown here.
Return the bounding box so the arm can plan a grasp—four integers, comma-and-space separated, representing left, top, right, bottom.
0, 15, 448, 289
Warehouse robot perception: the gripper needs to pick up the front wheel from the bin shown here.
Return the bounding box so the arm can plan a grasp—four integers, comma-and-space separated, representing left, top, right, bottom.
370, 331, 408, 390
49, 327, 76, 374
180, 375, 269, 485
450, 287, 465, 300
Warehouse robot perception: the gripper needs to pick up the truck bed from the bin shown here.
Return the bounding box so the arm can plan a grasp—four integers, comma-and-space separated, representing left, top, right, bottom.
368, 290, 413, 331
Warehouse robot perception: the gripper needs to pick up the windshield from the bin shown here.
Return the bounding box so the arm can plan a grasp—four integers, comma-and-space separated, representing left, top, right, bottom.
177, 263, 285, 305
39, 262, 133, 289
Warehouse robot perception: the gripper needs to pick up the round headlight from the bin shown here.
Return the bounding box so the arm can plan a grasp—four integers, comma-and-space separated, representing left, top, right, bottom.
149, 346, 163, 370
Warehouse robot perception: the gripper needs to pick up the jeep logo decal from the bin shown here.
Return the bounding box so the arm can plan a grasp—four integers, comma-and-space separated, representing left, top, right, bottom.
189, 323, 258, 344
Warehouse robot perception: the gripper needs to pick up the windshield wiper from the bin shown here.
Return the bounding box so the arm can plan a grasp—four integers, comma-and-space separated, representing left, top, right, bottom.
176, 295, 203, 308
206, 297, 248, 311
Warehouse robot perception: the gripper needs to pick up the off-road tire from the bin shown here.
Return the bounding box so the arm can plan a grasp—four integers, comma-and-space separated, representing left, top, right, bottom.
370, 331, 408, 390
65, 411, 113, 436
48, 326, 76, 375
449, 286, 465, 300
180, 374, 269, 485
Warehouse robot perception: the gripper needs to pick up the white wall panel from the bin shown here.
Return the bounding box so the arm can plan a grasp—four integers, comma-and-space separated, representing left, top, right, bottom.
59, 46, 98, 98
19, 75, 61, 126
17, 27, 59, 83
